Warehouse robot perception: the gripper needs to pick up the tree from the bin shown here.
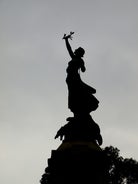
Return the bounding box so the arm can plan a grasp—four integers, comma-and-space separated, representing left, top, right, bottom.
103, 146, 138, 184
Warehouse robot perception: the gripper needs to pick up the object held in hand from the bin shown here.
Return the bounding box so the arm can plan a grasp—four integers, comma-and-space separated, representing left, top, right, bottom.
63, 31, 74, 40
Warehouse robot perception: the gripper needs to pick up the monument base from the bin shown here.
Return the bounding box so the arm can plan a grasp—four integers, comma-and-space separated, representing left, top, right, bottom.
40, 141, 108, 184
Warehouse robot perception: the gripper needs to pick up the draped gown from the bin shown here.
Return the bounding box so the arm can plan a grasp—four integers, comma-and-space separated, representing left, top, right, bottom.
66, 56, 99, 114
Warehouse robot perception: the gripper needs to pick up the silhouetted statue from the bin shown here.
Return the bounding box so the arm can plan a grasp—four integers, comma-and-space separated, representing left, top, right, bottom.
40, 33, 106, 184
54, 32, 103, 145
63, 32, 99, 114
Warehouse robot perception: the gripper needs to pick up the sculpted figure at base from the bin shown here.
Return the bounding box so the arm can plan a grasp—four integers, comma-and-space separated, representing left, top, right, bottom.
55, 114, 103, 146
63, 32, 99, 114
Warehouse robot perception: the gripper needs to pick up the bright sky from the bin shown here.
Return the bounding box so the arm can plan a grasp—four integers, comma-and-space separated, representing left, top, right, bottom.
0, 0, 138, 184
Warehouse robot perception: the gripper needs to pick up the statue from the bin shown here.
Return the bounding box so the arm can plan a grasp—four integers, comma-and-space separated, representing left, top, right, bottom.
55, 32, 103, 145
63, 32, 99, 115
40, 33, 107, 184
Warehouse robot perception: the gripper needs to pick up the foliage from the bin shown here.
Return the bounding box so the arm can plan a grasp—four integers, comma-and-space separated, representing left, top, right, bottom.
103, 146, 138, 184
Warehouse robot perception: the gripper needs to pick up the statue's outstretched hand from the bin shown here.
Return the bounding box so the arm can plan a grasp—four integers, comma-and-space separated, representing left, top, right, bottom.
63, 32, 74, 40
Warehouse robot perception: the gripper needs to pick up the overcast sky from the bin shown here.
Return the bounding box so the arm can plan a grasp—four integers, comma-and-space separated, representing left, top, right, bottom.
0, 0, 138, 184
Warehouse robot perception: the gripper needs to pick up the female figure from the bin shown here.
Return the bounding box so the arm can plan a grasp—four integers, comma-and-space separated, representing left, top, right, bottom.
63, 33, 99, 114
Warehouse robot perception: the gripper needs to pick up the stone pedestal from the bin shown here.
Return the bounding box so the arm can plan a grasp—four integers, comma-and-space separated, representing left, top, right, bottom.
40, 141, 108, 184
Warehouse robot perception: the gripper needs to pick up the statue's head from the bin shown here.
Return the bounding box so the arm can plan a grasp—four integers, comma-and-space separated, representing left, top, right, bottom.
74, 47, 85, 57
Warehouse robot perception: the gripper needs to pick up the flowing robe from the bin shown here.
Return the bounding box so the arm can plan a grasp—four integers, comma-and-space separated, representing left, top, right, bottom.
66, 56, 99, 113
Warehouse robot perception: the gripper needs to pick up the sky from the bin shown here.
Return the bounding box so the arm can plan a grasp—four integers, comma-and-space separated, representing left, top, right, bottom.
0, 0, 138, 183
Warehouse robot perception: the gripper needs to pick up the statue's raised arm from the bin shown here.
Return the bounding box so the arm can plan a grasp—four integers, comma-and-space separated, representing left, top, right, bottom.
63, 32, 75, 59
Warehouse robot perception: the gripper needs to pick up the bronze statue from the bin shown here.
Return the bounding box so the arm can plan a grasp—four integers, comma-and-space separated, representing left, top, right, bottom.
54, 33, 103, 145
40, 33, 106, 184
63, 32, 99, 114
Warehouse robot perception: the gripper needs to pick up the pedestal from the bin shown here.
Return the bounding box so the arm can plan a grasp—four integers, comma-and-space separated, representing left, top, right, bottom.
40, 141, 108, 184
